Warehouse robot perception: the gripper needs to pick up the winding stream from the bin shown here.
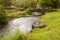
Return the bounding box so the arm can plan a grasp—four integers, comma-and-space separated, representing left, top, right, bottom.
8, 16, 39, 34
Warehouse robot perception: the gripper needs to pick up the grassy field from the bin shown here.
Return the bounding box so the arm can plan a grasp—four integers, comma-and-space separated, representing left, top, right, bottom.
26, 12, 60, 40
1, 11, 60, 40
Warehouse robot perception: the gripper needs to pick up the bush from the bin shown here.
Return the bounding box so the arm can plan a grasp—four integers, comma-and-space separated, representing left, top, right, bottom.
38, 0, 60, 8
38, 0, 53, 8
0, 6, 8, 25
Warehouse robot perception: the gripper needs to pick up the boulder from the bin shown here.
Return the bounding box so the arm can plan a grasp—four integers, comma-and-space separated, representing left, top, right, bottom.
32, 22, 46, 28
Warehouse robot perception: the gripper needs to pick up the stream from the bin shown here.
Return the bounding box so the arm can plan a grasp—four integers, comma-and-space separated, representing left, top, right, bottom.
8, 16, 39, 34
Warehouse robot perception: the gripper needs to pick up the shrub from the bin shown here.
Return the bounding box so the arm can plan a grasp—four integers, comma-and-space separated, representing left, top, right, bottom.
38, 0, 53, 8
38, 0, 60, 8
0, 6, 8, 26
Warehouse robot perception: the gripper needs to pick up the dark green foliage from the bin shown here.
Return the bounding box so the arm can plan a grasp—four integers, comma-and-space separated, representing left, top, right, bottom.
1, 0, 11, 7
58, 0, 60, 7
38, 0, 53, 8
0, 6, 8, 25
51, 0, 58, 8
38, 0, 60, 8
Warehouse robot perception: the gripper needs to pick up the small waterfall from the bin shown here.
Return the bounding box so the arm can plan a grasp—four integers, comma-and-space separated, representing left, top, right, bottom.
8, 17, 39, 34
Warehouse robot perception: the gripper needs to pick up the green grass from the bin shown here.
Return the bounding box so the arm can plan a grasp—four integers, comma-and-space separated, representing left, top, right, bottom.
25, 12, 60, 40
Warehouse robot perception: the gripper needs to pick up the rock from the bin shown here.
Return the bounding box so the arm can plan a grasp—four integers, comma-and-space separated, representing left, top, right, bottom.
32, 22, 46, 28
38, 23, 46, 28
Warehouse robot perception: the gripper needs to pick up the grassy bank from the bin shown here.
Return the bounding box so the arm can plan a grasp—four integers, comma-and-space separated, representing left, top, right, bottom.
26, 12, 60, 40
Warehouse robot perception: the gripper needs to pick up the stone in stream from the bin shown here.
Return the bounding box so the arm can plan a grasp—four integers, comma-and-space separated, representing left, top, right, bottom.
32, 22, 46, 29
